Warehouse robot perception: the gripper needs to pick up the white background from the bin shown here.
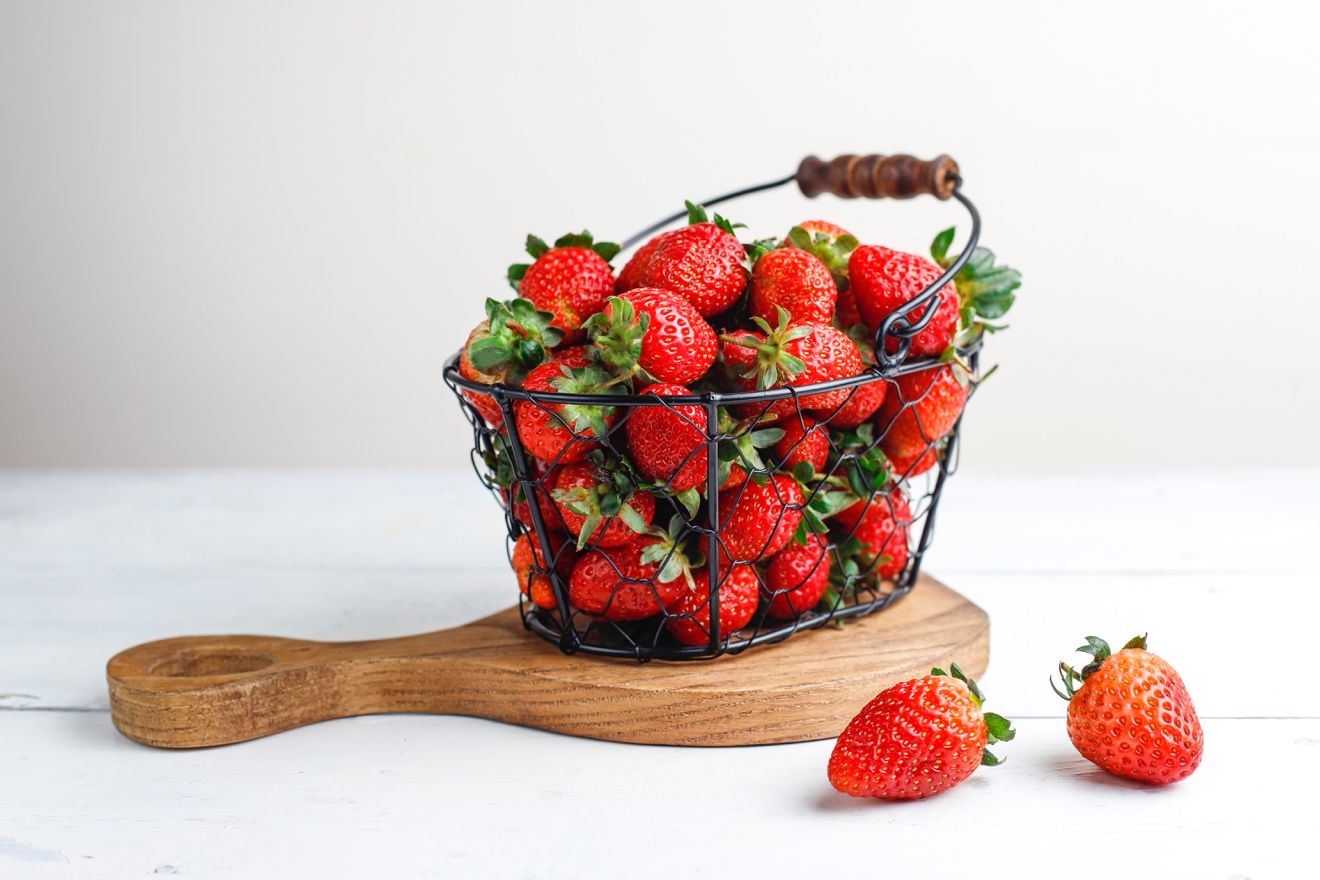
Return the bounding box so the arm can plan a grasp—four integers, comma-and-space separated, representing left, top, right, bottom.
2, 0, 1318, 467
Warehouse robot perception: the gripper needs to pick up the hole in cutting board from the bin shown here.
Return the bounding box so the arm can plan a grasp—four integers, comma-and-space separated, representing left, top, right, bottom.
148, 649, 275, 677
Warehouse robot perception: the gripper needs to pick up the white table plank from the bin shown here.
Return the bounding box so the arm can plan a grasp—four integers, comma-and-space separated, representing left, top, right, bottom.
0, 712, 1312, 879
3, 468, 1316, 574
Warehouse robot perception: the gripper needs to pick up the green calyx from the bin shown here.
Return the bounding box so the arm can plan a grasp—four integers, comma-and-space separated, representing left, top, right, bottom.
1050, 634, 1149, 701
584, 296, 652, 380
787, 225, 859, 287
932, 662, 1015, 766
720, 307, 810, 390
684, 200, 744, 237
507, 231, 622, 292
551, 456, 650, 550
639, 515, 702, 591
930, 226, 1022, 342
547, 364, 623, 439
466, 297, 564, 380
714, 410, 783, 488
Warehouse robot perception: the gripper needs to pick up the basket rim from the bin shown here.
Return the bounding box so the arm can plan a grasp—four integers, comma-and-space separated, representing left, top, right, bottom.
442, 340, 979, 408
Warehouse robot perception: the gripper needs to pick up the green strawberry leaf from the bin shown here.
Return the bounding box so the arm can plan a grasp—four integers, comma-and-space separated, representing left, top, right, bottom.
980, 750, 1005, 767
930, 227, 956, 264
525, 235, 550, 259
685, 200, 708, 225
676, 488, 700, 518
984, 712, 1016, 744
618, 502, 648, 534
593, 241, 621, 263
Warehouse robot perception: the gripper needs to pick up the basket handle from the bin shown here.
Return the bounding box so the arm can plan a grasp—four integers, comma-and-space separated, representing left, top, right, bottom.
796, 154, 959, 201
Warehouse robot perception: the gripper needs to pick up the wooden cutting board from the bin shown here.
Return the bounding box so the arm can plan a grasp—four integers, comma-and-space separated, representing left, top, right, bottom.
107, 573, 987, 748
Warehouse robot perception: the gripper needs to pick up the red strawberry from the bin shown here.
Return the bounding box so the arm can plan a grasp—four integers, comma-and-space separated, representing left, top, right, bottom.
887, 444, 940, 479
749, 248, 837, 326
512, 532, 575, 609
716, 474, 804, 562
833, 487, 911, 581
849, 245, 959, 358
766, 531, 832, 618
722, 314, 864, 420
1052, 635, 1204, 785
587, 290, 717, 385
625, 383, 709, 492
835, 289, 863, 331
510, 477, 564, 534
876, 364, 968, 461
616, 204, 748, 318
513, 360, 621, 464
458, 325, 509, 428
774, 415, 830, 474
508, 232, 620, 338
784, 221, 860, 328
458, 298, 565, 427
818, 379, 886, 429
829, 664, 1014, 800
551, 461, 655, 549
664, 563, 760, 647
568, 530, 694, 621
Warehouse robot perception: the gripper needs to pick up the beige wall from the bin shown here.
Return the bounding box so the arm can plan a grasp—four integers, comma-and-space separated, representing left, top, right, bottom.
2, 1, 1317, 467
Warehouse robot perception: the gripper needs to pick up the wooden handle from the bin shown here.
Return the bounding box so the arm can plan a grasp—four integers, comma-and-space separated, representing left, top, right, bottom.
796, 153, 960, 200
106, 619, 507, 748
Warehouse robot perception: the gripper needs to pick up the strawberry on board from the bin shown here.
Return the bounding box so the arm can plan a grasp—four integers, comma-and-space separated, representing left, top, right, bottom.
664, 563, 760, 647
1052, 634, 1204, 785
507, 232, 620, 339
587, 290, 717, 386
616, 202, 749, 318
829, 664, 1015, 800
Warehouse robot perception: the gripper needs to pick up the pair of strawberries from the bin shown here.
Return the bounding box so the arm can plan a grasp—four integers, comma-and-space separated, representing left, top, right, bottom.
461, 201, 1019, 638
830, 635, 1204, 799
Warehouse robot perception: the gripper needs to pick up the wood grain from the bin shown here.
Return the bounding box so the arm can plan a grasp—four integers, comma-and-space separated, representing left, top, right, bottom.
106, 574, 988, 748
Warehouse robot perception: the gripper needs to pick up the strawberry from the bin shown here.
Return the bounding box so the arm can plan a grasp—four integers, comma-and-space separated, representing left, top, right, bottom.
748, 248, 837, 326
664, 563, 760, 647
587, 290, 717, 385
876, 364, 968, 461
512, 532, 575, 609
513, 359, 622, 464
829, 664, 1014, 800
1052, 635, 1204, 785
508, 232, 620, 338
887, 443, 940, 479
616, 203, 749, 318
773, 415, 830, 474
551, 460, 655, 549
715, 474, 804, 562
819, 379, 886, 429
567, 522, 695, 621
848, 244, 960, 358
765, 531, 831, 618
784, 220, 857, 282
624, 383, 709, 493
722, 311, 864, 420
833, 486, 911, 581
458, 298, 565, 427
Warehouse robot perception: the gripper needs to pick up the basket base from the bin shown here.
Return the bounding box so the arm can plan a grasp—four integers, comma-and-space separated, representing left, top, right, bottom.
107, 573, 987, 748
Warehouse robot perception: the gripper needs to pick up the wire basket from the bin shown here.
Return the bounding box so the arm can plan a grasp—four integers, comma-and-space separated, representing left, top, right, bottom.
444, 153, 988, 660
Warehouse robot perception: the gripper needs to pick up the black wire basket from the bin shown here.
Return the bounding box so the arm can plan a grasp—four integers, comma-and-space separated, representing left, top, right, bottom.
444, 153, 990, 661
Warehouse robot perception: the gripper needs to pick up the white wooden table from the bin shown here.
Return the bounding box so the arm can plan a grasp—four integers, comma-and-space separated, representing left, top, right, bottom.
2, 470, 1316, 878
